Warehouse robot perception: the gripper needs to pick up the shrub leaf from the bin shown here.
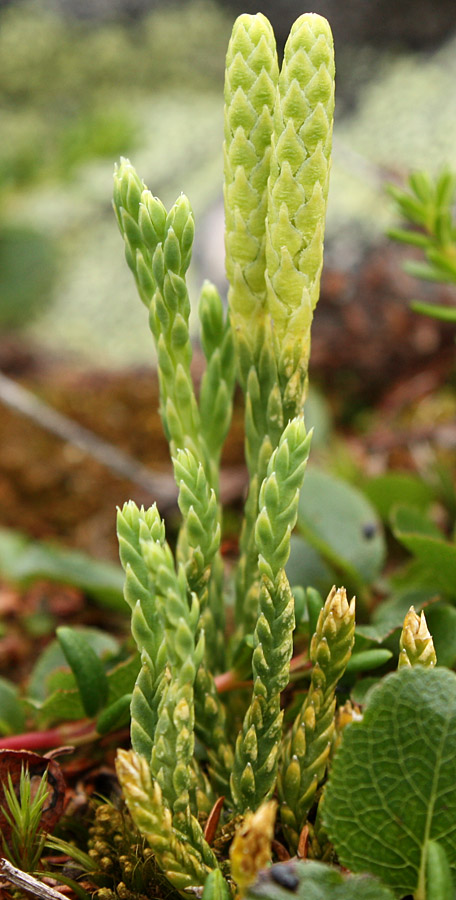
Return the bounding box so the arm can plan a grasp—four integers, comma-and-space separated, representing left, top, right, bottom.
245, 860, 395, 900
323, 667, 456, 898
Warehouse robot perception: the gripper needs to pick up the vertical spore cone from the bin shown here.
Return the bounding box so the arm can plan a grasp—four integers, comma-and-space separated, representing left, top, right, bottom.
224, 13, 279, 350
266, 13, 334, 409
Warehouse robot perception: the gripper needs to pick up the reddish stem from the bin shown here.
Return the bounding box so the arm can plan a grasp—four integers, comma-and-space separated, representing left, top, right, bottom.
214, 671, 252, 693
0, 721, 96, 751
289, 652, 312, 673
214, 651, 311, 693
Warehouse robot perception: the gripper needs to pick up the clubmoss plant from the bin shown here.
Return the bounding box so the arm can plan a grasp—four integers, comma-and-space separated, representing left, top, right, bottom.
388, 168, 456, 321
113, 10, 345, 898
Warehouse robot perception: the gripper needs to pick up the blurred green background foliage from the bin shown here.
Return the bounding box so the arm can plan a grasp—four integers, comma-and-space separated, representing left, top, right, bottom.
1, 0, 456, 364
0, 0, 231, 355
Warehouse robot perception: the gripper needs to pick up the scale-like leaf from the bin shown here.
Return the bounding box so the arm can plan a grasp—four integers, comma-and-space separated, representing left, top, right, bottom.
323, 667, 456, 898
245, 860, 395, 900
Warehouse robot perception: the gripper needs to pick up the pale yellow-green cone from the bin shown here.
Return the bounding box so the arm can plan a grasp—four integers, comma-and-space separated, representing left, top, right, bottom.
279, 586, 355, 851
224, 12, 278, 365
116, 749, 217, 892
266, 14, 334, 417
232, 17, 334, 639
230, 801, 277, 897
398, 606, 437, 669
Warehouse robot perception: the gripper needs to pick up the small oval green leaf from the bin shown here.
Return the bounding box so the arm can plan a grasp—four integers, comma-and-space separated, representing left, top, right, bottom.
426, 840, 454, 900
293, 467, 385, 590
96, 694, 132, 735
57, 627, 109, 717
392, 507, 456, 599
0, 677, 26, 735
345, 648, 393, 674
201, 869, 231, 900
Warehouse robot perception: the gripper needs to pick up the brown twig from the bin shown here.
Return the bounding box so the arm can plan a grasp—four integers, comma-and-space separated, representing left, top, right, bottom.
0, 372, 246, 508
0, 371, 177, 505
0, 859, 68, 900
214, 671, 252, 693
